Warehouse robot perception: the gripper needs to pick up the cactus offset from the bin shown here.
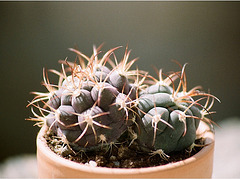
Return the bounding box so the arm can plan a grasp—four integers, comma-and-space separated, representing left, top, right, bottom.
134, 64, 219, 158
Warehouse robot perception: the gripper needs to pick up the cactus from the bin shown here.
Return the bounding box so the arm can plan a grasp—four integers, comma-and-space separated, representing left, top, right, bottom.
28, 45, 144, 151
134, 64, 219, 158
28, 45, 218, 160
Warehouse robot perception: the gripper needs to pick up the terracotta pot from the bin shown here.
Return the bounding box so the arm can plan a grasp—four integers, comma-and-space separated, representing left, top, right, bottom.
37, 121, 215, 178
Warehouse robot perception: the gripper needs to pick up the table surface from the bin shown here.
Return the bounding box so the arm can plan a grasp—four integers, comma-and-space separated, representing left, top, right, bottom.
0, 118, 239, 178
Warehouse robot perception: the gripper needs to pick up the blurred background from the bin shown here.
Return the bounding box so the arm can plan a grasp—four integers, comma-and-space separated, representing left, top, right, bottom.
0, 2, 239, 177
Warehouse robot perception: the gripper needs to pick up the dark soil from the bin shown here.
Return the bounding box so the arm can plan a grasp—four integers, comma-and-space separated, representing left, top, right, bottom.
44, 132, 204, 168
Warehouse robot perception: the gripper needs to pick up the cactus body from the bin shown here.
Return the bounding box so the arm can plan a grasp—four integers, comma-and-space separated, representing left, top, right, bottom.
48, 71, 133, 149
30, 46, 140, 151
136, 72, 205, 154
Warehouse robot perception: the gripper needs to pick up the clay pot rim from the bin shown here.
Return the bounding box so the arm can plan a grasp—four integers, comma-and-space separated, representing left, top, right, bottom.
37, 121, 214, 175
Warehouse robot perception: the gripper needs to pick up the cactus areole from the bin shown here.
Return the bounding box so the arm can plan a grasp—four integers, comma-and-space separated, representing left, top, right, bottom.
27, 45, 219, 167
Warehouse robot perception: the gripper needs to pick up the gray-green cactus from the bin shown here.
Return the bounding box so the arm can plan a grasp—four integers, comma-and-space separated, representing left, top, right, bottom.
134, 65, 219, 158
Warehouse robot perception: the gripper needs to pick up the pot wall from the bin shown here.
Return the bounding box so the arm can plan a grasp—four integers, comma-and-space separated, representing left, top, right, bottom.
37, 122, 214, 178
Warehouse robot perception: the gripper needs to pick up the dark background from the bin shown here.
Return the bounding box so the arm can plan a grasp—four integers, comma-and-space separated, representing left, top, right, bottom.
0, 2, 239, 162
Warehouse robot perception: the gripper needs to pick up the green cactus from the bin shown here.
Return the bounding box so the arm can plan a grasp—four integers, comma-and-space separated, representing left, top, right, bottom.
134, 64, 219, 159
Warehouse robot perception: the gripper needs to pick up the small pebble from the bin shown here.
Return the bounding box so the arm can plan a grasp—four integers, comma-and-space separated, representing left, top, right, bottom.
85, 160, 97, 167
113, 161, 120, 167
110, 155, 117, 161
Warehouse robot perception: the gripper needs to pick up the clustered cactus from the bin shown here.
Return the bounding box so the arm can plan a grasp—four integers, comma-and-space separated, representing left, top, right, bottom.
28, 45, 218, 159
